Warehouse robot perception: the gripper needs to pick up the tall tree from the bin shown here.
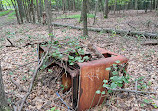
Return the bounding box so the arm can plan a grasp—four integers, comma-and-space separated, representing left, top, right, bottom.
11, 0, 20, 24
36, 0, 41, 23
135, 0, 138, 10
83, 0, 88, 36
17, 0, 25, 23
0, 62, 9, 111
45, 0, 53, 41
104, 0, 109, 18
93, 0, 99, 25
0, 0, 3, 11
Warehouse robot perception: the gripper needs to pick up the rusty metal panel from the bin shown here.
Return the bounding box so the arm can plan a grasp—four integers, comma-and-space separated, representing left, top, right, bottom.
77, 48, 128, 111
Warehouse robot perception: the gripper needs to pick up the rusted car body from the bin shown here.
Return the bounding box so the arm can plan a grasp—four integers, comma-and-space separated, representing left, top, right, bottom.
38, 45, 128, 111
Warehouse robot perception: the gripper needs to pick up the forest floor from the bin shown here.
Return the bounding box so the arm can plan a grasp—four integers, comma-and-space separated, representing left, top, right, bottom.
0, 10, 158, 111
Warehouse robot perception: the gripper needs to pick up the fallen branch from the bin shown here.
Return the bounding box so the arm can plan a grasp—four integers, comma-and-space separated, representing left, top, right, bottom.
106, 87, 156, 95
6, 38, 19, 48
18, 50, 49, 111
141, 40, 158, 45
10, 77, 27, 92
87, 43, 104, 58
52, 23, 158, 39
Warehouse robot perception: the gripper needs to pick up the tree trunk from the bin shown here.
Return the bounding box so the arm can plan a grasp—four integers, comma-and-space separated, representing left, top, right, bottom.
114, 0, 117, 14
0, 62, 9, 111
17, 0, 25, 23
31, 0, 36, 23
150, 0, 153, 11
73, 0, 75, 11
135, 0, 138, 10
83, 0, 88, 36
155, 0, 157, 10
11, 0, 21, 24
45, 0, 53, 41
39, 0, 43, 17
62, 0, 66, 13
104, 0, 108, 18
93, 0, 99, 25
36, 0, 41, 23
0, 0, 3, 11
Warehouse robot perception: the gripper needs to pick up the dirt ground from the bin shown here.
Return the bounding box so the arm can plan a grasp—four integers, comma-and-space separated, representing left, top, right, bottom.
0, 10, 158, 111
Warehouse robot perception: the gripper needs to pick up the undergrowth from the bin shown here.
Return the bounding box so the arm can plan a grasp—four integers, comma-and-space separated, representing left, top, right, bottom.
57, 14, 95, 19
0, 9, 13, 17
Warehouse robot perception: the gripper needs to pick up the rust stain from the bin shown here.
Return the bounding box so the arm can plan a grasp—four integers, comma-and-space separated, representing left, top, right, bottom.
77, 48, 128, 111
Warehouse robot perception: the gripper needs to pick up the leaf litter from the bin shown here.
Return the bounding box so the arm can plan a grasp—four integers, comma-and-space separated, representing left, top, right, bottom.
0, 10, 158, 111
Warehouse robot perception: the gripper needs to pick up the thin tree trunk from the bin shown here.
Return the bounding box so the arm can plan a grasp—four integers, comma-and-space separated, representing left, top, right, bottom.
104, 0, 108, 18
31, 0, 35, 23
93, 0, 99, 25
11, 0, 20, 24
62, 0, 66, 13
45, 0, 53, 41
114, 0, 117, 14
0, 0, 4, 11
135, 0, 138, 10
36, 0, 41, 23
0, 62, 9, 111
17, 0, 25, 23
39, 0, 43, 16
83, 0, 88, 36
73, 0, 75, 11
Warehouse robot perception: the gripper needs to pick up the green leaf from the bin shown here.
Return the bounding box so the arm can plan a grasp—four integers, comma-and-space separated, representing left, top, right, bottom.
48, 69, 52, 73
141, 103, 145, 107
144, 99, 150, 104
69, 55, 74, 60
78, 59, 84, 63
75, 56, 82, 61
51, 107, 56, 111
83, 56, 89, 60
69, 62, 74, 65
108, 90, 112, 93
110, 82, 117, 89
110, 76, 118, 82
117, 83, 123, 87
103, 79, 108, 83
9, 71, 13, 75
137, 85, 141, 89
115, 60, 121, 63
96, 90, 101, 94
112, 71, 118, 75
106, 67, 111, 71
103, 84, 109, 88
101, 91, 106, 95
112, 64, 117, 67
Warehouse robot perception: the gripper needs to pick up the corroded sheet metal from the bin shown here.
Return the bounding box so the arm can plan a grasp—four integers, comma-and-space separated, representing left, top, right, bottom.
77, 48, 128, 111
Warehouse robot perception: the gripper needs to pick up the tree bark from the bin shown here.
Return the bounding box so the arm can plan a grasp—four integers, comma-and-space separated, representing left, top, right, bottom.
135, 0, 138, 10
11, 0, 21, 24
17, 0, 25, 23
104, 0, 108, 18
36, 0, 41, 23
93, 0, 99, 25
45, 0, 53, 41
52, 23, 158, 39
83, 0, 88, 36
114, 0, 117, 14
31, 0, 36, 23
73, 0, 75, 11
0, 62, 8, 111
62, 0, 66, 13
0, 0, 3, 11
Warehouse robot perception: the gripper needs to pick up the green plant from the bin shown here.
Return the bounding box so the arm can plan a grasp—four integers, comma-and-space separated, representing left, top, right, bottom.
96, 61, 129, 94
48, 107, 60, 111
0, 9, 12, 17
110, 30, 116, 37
